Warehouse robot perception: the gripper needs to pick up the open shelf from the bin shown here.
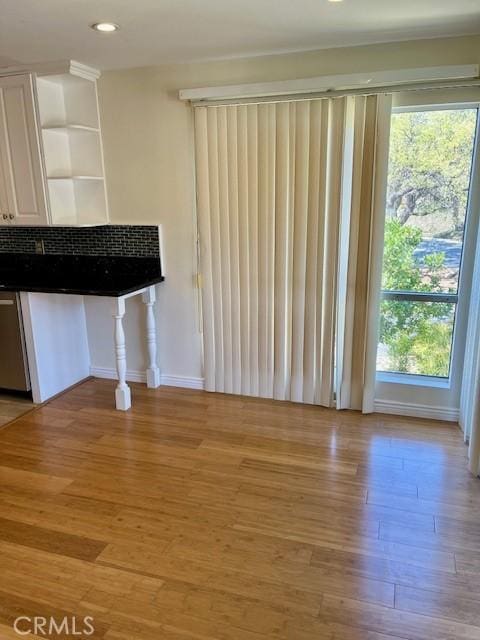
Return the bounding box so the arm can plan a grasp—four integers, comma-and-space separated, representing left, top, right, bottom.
36, 75, 100, 129
47, 175, 104, 180
47, 177, 108, 226
42, 127, 103, 176
42, 124, 100, 133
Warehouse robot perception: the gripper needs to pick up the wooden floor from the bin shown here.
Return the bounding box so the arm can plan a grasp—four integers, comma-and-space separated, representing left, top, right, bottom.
0, 392, 34, 428
0, 379, 479, 639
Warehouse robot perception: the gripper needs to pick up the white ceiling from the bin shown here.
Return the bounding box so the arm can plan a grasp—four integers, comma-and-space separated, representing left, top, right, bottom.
0, 0, 479, 71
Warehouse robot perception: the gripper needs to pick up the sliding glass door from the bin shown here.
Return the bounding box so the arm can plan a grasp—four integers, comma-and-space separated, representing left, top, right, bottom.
376, 101, 480, 414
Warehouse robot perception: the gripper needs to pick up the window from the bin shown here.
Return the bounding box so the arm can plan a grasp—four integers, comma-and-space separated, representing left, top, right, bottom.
377, 106, 478, 378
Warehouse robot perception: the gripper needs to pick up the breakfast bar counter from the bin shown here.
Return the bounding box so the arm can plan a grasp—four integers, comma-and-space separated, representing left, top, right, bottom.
0, 253, 165, 411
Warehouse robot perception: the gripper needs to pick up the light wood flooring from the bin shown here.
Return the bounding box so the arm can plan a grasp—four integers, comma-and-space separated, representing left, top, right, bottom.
0, 392, 34, 428
0, 378, 479, 639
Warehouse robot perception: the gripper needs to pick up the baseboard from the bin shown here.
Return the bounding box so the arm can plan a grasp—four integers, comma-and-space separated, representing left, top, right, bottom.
91, 367, 146, 383
90, 367, 204, 390
374, 399, 459, 422
161, 374, 204, 390
90, 368, 458, 419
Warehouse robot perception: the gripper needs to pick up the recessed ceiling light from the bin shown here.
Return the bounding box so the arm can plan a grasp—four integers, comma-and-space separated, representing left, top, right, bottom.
328, 0, 343, 2
91, 22, 120, 33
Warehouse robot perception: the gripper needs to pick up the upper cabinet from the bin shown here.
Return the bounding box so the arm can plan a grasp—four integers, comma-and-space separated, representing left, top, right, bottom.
0, 74, 49, 226
0, 62, 109, 227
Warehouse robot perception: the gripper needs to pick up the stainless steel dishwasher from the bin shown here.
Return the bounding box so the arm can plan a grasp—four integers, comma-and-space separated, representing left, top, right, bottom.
0, 292, 30, 392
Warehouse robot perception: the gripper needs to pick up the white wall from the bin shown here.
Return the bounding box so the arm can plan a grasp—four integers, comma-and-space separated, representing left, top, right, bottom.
86, 34, 480, 399
22, 293, 90, 402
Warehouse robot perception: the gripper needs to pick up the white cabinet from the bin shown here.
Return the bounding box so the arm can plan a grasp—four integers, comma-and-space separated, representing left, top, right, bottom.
0, 62, 109, 227
0, 74, 49, 226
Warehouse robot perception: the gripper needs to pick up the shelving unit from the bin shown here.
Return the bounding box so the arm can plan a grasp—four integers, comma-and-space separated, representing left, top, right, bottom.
35, 67, 109, 226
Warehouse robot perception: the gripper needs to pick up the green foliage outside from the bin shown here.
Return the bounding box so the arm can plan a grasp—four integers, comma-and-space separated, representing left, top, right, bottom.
380, 220, 454, 376
379, 109, 477, 377
386, 109, 476, 234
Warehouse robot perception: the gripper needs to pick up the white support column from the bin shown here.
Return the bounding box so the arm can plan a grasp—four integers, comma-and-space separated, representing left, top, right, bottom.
113, 296, 131, 410
142, 285, 161, 388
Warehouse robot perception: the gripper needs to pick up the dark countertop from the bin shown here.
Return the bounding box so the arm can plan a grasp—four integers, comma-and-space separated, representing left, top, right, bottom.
0, 253, 164, 297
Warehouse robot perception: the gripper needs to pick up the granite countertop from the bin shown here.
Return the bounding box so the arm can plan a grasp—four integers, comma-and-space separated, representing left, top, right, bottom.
0, 253, 164, 297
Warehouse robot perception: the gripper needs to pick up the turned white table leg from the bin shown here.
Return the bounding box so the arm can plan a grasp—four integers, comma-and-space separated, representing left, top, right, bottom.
142, 285, 160, 388
113, 297, 131, 410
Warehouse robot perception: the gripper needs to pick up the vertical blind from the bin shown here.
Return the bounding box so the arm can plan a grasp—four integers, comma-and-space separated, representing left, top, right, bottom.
194, 94, 391, 408
336, 95, 392, 411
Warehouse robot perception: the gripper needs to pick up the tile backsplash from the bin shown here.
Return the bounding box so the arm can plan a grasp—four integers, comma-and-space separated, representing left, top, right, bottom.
0, 225, 160, 257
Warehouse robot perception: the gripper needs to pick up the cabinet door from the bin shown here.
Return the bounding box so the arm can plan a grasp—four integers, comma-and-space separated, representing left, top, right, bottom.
0, 89, 12, 226
0, 74, 49, 225
0, 143, 11, 225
